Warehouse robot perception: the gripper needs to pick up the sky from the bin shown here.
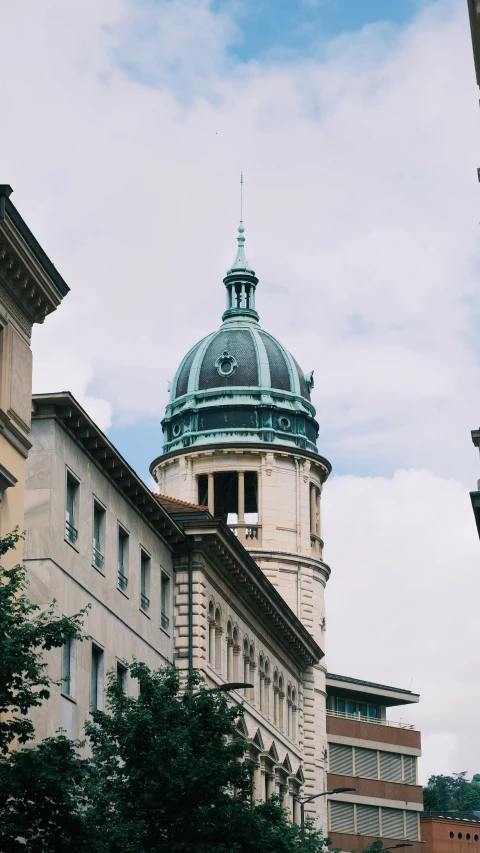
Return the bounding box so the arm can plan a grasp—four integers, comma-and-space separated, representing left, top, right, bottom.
1, 0, 480, 783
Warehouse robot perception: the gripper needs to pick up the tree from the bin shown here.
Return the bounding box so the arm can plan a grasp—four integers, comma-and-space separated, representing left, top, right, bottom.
0, 528, 88, 753
83, 663, 328, 853
0, 529, 89, 852
423, 772, 480, 814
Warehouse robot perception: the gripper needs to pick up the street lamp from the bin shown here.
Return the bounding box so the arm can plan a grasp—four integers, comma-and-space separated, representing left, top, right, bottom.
294, 786, 356, 845
190, 682, 253, 697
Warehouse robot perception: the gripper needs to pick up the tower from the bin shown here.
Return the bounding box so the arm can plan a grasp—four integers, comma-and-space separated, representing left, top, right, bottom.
150, 220, 332, 824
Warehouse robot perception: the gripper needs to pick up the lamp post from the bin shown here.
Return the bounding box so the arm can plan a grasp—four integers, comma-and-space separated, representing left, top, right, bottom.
294, 786, 356, 846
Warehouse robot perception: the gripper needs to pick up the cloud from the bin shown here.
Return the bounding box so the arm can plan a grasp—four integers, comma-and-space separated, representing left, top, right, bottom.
324, 467, 480, 781
2, 0, 480, 783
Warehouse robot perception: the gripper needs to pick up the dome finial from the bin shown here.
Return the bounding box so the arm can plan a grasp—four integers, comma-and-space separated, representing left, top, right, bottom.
228, 172, 253, 274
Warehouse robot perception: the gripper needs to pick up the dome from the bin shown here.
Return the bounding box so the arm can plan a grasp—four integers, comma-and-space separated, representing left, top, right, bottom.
161, 222, 319, 455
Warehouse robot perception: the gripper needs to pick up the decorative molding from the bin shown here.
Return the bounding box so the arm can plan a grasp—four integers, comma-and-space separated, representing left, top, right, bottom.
0, 462, 18, 501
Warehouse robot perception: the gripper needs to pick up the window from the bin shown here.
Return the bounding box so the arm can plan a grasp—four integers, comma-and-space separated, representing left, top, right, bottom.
117, 527, 129, 591
332, 696, 379, 719
197, 471, 259, 525
117, 662, 127, 693
62, 634, 73, 695
140, 551, 150, 612
91, 645, 104, 710
161, 574, 170, 630
328, 743, 416, 785
65, 472, 79, 544
93, 502, 105, 570
328, 802, 419, 841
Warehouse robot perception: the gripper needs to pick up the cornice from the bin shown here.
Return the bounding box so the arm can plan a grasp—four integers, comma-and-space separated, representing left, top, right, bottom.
177, 517, 324, 670
0, 408, 32, 458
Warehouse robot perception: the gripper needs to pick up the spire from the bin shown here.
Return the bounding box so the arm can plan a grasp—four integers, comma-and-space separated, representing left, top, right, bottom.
227, 220, 255, 275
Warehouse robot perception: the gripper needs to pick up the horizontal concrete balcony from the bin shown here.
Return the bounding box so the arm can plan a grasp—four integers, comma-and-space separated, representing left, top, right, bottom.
327, 710, 421, 750
327, 772, 424, 805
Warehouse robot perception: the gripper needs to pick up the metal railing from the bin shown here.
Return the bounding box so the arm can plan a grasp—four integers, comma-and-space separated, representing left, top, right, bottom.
93, 547, 104, 569
117, 568, 128, 591
161, 613, 170, 630
140, 592, 150, 611
65, 518, 78, 544
229, 524, 262, 545
326, 708, 415, 730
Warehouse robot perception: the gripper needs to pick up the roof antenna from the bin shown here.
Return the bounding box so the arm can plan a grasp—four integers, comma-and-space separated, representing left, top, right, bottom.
240, 171, 243, 223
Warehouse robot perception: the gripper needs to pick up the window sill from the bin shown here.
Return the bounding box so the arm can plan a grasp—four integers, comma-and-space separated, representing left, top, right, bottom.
92, 563, 105, 576
117, 586, 129, 599
160, 625, 171, 637
64, 538, 79, 553
60, 692, 77, 704
139, 607, 151, 619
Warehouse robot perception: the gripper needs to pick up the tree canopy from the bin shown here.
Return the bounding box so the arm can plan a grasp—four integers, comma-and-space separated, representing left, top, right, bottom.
423, 772, 480, 813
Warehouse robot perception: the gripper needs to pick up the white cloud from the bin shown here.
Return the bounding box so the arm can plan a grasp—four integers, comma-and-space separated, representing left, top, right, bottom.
324, 468, 480, 781
2, 0, 480, 783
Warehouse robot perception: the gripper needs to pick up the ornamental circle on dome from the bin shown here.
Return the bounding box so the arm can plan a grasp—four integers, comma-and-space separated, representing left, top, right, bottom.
172, 423, 182, 438
215, 350, 238, 378
278, 415, 291, 432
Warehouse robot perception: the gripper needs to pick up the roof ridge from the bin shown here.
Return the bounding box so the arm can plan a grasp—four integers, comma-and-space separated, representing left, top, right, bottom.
153, 492, 209, 511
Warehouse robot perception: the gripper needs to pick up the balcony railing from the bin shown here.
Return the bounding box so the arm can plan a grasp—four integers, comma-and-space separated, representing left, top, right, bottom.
65, 518, 78, 544
327, 708, 415, 730
161, 612, 169, 631
140, 592, 150, 611
93, 547, 104, 569
229, 524, 262, 545
117, 568, 128, 591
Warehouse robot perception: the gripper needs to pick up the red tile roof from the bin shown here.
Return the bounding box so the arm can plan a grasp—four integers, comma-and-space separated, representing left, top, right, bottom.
153, 493, 209, 513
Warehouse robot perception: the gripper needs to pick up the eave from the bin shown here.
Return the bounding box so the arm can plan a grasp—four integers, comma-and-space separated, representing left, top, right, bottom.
0, 185, 69, 326
179, 516, 324, 670
31, 392, 184, 550
468, 0, 480, 88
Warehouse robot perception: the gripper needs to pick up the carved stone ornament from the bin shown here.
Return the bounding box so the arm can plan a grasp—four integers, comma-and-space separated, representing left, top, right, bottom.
215, 350, 238, 378
304, 370, 314, 391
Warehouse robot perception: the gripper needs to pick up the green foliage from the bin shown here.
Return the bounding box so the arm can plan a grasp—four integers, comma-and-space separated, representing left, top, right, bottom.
360, 841, 384, 853
83, 663, 328, 852
423, 772, 480, 814
0, 528, 88, 753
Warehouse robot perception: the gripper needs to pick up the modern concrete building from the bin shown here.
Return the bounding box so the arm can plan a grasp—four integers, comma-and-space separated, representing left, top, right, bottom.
0, 185, 69, 564
325, 674, 423, 851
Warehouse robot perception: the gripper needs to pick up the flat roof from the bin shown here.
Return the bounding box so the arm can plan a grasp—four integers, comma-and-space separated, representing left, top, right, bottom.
326, 673, 420, 707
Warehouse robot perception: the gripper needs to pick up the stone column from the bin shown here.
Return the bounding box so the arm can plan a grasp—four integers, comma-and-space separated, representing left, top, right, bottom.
238, 470, 245, 541
259, 673, 265, 712
207, 473, 214, 514
209, 621, 215, 666
310, 482, 316, 535
227, 640, 234, 681
293, 796, 301, 825
316, 487, 321, 537
266, 773, 275, 800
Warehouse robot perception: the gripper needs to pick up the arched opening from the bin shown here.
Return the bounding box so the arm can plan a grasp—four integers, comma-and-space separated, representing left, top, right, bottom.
214, 607, 222, 671
208, 601, 215, 666
227, 620, 233, 681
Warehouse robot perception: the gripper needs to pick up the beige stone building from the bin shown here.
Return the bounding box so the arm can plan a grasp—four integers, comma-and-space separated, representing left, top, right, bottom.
0, 184, 68, 564
21, 216, 422, 843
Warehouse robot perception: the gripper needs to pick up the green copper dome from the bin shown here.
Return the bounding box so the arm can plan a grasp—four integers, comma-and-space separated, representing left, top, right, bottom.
161, 222, 318, 454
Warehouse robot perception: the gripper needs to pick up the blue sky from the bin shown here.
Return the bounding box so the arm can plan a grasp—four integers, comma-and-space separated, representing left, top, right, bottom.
212, 0, 419, 61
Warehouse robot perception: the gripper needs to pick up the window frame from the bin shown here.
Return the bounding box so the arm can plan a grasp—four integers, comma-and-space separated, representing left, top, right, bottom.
116, 661, 128, 694
91, 643, 104, 710
92, 498, 106, 572
65, 468, 80, 546
117, 524, 129, 593
160, 572, 170, 632
140, 549, 151, 612
62, 634, 74, 697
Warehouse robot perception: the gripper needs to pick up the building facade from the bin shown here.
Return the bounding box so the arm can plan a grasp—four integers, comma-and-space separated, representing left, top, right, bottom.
421, 815, 480, 853
326, 675, 422, 851
0, 185, 68, 564
21, 216, 422, 843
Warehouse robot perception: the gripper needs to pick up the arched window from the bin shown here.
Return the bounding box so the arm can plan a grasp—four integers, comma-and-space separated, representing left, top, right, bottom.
243, 639, 250, 695
278, 676, 285, 732
259, 654, 265, 713
208, 601, 215, 666
291, 689, 297, 742
226, 621, 233, 681
249, 643, 255, 702
273, 670, 279, 726
232, 625, 239, 680
287, 686, 292, 738
214, 607, 222, 671
264, 660, 270, 717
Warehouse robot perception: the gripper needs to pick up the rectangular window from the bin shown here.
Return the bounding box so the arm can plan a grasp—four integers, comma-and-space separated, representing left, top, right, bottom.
93, 502, 105, 570
380, 751, 403, 782
140, 551, 150, 611
329, 743, 353, 775
91, 645, 104, 710
161, 573, 170, 631
62, 634, 73, 695
336, 698, 346, 714
346, 700, 356, 716
117, 527, 129, 591
329, 801, 355, 834
358, 702, 368, 718
116, 661, 127, 693
65, 472, 79, 543
354, 747, 378, 779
